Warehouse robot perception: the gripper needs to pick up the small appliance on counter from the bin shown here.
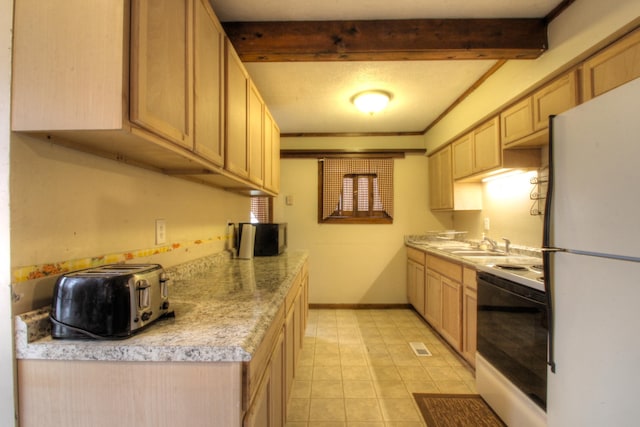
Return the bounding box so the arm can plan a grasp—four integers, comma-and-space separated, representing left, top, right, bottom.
50, 264, 173, 340
237, 223, 287, 257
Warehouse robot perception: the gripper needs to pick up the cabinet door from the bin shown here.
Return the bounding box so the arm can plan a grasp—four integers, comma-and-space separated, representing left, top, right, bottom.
452, 133, 473, 179
407, 259, 425, 315
501, 97, 533, 146
269, 331, 285, 427
263, 108, 281, 193
284, 305, 295, 402
582, 28, 640, 101
225, 40, 250, 178
425, 270, 442, 329
532, 70, 578, 131
193, 0, 224, 166
473, 117, 501, 172
462, 285, 477, 367
243, 364, 270, 427
130, 0, 193, 148
248, 81, 265, 186
429, 146, 453, 210
440, 277, 462, 351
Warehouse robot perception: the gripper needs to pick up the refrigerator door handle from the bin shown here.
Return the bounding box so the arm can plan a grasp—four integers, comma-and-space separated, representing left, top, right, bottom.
543, 250, 556, 373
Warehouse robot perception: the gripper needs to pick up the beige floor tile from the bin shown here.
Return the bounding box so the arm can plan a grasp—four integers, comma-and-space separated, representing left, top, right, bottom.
342, 380, 376, 398
312, 380, 344, 398
313, 366, 343, 381
404, 380, 439, 394
288, 398, 310, 422
341, 365, 371, 381
308, 421, 345, 427
378, 397, 422, 422
309, 398, 346, 421
435, 380, 475, 393
344, 398, 383, 421
341, 352, 368, 366
292, 380, 312, 398
288, 309, 476, 425
369, 365, 401, 381
373, 380, 411, 398
314, 353, 342, 367
296, 365, 314, 381
396, 365, 431, 382
425, 366, 462, 381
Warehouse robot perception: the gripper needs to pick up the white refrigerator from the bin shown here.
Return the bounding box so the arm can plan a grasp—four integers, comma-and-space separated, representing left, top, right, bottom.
545, 77, 640, 426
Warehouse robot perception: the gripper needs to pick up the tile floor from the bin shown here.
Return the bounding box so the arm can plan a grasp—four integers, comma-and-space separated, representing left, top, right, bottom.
286, 308, 477, 426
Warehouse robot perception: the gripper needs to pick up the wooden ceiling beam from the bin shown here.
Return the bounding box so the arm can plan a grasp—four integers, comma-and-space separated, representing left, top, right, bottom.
222, 18, 548, 62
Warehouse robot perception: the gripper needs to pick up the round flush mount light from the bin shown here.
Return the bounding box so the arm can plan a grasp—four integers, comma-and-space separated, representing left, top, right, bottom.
352, 90, 392, 114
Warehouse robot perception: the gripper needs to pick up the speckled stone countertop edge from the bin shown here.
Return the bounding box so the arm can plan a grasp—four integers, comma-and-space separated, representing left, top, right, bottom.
15, 251, 308, 363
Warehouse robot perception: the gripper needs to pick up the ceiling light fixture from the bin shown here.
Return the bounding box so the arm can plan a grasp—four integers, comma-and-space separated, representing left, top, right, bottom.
352, 90, 391, 115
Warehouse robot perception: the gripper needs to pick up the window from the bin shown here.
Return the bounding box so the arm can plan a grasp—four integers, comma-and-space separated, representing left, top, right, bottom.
318, 158, 393, 224
250, 196, 272, 223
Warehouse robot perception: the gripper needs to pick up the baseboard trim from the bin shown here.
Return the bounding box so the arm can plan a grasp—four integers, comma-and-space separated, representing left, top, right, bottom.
309, 303, 412, 310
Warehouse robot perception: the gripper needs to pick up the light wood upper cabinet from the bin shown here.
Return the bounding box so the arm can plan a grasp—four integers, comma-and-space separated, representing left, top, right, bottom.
248, 81, 265, 186
263, 108, 281, 194
473, 117, 501, 172
12, 0, 281, 195
130, 0, 193, 148
502, 70, 578, 148
533, 70, 578, 130
428, 145, 454, 210
500, 97, 533, 147
225, 40, 250, 179
582, 28, 640, 102
193, 0, 224, 166
452, 116, 501, 180
452, 133, 473, 179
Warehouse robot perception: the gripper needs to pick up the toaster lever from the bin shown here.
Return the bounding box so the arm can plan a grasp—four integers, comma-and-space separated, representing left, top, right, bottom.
137, 279, 150, 309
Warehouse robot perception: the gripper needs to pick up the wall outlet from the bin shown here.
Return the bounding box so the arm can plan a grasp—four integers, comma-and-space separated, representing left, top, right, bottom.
483, 217, 491, 232
155, 219, 166, 245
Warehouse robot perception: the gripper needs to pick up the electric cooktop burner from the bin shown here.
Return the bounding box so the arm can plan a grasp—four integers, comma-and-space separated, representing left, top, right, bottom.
495, 264, 528, 270
530, 265, 544, 271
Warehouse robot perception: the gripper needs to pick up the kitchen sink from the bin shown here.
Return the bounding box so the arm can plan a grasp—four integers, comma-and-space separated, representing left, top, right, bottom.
450, 250, 506, 256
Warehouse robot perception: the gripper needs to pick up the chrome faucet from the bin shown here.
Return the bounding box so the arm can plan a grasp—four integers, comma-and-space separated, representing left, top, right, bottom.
481, 236, 498, 251
502, 237, 511, 254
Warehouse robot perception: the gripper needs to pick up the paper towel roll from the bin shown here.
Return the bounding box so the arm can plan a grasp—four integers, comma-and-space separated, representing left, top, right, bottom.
238, 223, 255, 259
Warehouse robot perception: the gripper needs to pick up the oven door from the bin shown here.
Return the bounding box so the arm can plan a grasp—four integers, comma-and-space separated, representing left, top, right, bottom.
477, 271, 548, 410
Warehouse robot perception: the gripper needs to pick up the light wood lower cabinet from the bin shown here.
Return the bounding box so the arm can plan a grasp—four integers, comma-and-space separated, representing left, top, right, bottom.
406, 247, 426, 316
461, 267, 478, 367
18, 261, 309, 427
406, 249, 474, 359
424, 269, 443, 330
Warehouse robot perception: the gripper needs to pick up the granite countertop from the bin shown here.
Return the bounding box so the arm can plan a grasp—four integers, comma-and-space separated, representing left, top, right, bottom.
15, 251, 308, 363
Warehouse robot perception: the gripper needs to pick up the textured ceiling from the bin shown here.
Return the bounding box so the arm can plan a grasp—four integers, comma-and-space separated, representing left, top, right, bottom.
209, 0, 567, 135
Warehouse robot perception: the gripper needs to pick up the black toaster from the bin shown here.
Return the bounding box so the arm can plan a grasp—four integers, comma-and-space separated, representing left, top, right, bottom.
50, 264, 172, 339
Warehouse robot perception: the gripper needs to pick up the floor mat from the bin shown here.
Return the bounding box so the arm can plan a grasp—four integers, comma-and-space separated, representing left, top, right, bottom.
413, 393, 506, 427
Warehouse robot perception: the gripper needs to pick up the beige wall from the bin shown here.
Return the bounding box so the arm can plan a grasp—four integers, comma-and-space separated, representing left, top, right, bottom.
453, 171, 545, 248
424, 0, 640, 152
275, 154, 451, 304
10, 134, 252, 313
1, 0, 15, 424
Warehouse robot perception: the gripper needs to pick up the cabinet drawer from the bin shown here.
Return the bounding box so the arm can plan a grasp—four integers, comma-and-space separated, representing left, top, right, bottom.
426, 255, 462, 282
245, 303, 284, 410
463, 267, 477, 290
407, 247, 426, 264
